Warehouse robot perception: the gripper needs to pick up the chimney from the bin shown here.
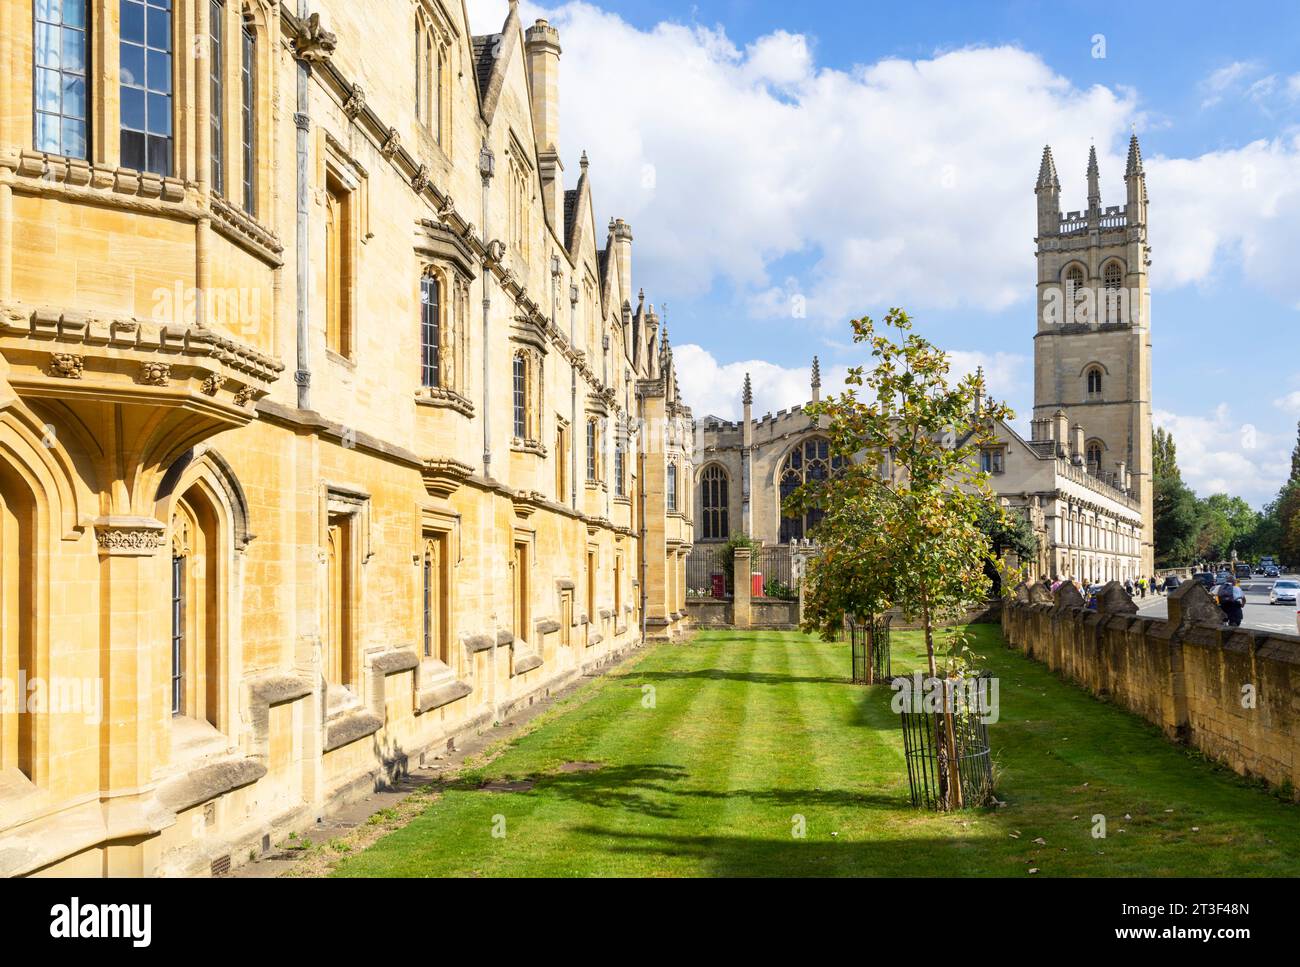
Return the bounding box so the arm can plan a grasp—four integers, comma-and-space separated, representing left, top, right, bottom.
1071, 423, 1085, 466
611, 218, 633, 303
1052, 410, 1069, 456
525, 20, 564, 236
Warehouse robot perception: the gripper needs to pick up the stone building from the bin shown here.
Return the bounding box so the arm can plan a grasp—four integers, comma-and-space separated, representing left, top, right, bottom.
0, 0, 690, 876
691, 139, 1153, 587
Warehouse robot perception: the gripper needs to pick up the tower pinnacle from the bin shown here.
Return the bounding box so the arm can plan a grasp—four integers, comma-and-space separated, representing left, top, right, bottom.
1086, 144, 1101, 212
742, 372, 752, 407
1035, 145, 1060, 192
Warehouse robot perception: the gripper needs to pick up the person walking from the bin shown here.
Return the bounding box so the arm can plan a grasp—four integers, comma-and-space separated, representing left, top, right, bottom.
1218, 576, 1245, 628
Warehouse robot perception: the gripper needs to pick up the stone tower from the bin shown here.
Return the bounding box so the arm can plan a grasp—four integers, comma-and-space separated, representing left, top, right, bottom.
1031, 136, 1154, 573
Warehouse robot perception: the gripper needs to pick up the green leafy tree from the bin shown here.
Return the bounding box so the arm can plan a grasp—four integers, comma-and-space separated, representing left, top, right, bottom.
1152, 428, 1201, 567
789, 308, 1015, 809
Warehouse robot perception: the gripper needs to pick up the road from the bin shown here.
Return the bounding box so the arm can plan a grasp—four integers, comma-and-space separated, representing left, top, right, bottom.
1133, 576, 1300, 635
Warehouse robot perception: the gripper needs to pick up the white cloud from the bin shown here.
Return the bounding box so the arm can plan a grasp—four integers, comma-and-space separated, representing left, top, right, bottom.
1275, 390, 1300, 414
1154, 405, 1289, 506
470, 3, 1300, 325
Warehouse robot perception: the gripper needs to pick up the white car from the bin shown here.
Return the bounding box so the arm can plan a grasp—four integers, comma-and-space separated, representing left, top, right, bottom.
1269, 580, 1299, 605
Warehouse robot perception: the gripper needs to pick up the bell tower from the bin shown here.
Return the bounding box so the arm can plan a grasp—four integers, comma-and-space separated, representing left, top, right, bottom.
1031, 135, 1154, 573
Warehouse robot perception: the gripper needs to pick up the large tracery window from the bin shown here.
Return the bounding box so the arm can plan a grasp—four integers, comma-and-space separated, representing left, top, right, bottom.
779, 436, 844, 544
700, 464, 729, 540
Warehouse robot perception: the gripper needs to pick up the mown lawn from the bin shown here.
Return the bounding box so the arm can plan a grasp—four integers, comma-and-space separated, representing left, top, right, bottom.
332, 626, 1300, 877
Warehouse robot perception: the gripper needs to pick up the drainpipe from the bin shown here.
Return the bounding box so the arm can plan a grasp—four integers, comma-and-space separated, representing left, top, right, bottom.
479, 142, 495, 477
568, 282, 578, 510
636, 386, 648, 644
292, 1, 312, 409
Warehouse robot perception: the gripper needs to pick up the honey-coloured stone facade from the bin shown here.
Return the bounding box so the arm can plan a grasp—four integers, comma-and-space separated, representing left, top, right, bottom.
0, 0, 691, 877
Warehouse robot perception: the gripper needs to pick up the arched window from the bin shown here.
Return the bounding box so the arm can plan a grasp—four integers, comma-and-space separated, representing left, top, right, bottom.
586, 418, 599, 482
1102, 261, 1123, 324
1064, 264, 1086, 323
422, 534, 449, 664
1086, 366, 1102, 398
170, 484, 224, 730
779, 436, 844, 544
666, 460, 678, 513
34, 0, 90, 159
415, 10, 446, 144
1103, 261, 1122, 289
421, 273, 441, 388
1086, 441, 1103, 476
0, 460, 38, 780
700, 465, 729, 540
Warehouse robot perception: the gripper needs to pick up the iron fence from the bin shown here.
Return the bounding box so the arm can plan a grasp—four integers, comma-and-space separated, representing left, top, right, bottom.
896, 672, 994, 810
753, 544, 795, 595
686, 543, 728, 596
848, 614, 892, 684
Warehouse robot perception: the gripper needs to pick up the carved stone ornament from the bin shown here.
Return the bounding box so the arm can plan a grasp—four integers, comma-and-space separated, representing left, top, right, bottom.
138, 360, 171, 386
381, 128, 402, 160
343, 84, 366, 120
48, 352, 84, 379
234, 385, 255, 407
94, 517, 167, 557
437, 195, 456, 222
201, 373, 222, 395
291, 12, 338, 64
411, 165, 430, 195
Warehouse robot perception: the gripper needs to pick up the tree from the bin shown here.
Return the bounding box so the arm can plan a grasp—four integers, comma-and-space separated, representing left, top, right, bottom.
789, 308, 1015, 809
1152, 428, 1200, 567
976, 499, 1038, 595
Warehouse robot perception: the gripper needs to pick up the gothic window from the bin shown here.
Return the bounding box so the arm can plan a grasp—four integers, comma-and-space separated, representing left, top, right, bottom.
1064, 263, 1086, 323
326, 513, 356, 688
700, 464, 729, 540
239, 13, 256, 214
169, 484, 224, 729
420, 274, 441, 388
1086, 441, 1103, 476
325, 168, 355, 357
512, 351, 528, 439
121, 0, 174, 176
0, 463, 38, 780
614, 439, 625, 497
34, 0, 90, 159
779, 436, 844, 544
421, 533, 449, 664
209, 0, 225, 195
555, 420, 569, 500
1086, 366, 1103, 399
666, 460, 678, 513
586, 418, 600, 482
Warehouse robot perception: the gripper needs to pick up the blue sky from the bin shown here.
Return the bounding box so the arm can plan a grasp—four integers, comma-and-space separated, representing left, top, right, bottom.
471, 1, 1300, 506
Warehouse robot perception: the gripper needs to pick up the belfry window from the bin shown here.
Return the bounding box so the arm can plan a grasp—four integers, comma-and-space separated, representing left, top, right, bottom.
1086, 441, 1103, 476
1086, 367, 1102, 399
700, 465, 729, 540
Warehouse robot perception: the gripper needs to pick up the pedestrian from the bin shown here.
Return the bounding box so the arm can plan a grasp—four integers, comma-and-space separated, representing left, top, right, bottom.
1124, 577, 1133, 596
1217, 576, 1245, 628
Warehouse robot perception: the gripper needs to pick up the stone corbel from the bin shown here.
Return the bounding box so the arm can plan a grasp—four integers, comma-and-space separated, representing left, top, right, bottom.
94, 516, 166, 557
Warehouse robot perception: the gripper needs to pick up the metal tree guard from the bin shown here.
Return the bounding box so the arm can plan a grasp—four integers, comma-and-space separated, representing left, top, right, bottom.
849, 614, 892, 684
897, 672, 994, 810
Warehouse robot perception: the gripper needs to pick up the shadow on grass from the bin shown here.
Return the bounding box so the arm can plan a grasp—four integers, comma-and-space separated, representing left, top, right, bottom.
446, 761, 906, 820
629, 669, 849, 686
561, 825, 993, 876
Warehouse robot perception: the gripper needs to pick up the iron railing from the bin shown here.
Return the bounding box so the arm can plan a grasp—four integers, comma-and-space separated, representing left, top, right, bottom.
848, 614, 892, 684
896, 672, 994, 810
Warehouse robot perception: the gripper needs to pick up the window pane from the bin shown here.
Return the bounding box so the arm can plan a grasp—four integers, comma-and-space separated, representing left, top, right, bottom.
147, 134, 172, 176
62, 0, 86, 28
120, 1, 145, 44
147, 6, 171, 49
147, 93, 172, 135
120, 44, 145, 86
147, 50, 171, 93
35, 68, 61, 112
36, 0, 61, 24
61, 118, 86, 159
35, 113, 61, 152
121, 86, 146, 130
35, 23, 60, 67
62, 75, 85, 118
121, 128, 146, 169
61, 25, 85, 72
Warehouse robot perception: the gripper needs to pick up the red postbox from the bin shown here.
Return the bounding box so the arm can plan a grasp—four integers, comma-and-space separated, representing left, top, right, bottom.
752, 572, 765, 598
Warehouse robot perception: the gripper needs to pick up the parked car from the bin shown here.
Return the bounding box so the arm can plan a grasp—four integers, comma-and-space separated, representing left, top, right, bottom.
1269, 580, 1299, 606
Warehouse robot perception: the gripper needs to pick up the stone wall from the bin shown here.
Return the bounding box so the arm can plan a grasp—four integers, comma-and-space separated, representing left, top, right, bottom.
1002, 580, 1300, 798
684, 597, 798, 630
